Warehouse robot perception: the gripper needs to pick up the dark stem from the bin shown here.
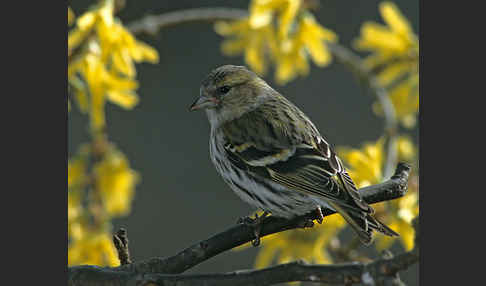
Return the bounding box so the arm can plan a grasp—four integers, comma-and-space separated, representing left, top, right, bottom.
127, 8, 248, 35
113, 228, 132, 265
141, 247, 418, 286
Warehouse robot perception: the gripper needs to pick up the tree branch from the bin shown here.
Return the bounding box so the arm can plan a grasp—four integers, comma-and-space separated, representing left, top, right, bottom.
68, 163, 411, 286
127, 8, 248, 35
140, 239, 418, 286
113, 228, 132, 265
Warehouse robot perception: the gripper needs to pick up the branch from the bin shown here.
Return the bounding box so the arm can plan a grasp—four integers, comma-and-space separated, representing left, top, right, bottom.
127, 8, 248, 35
140, 239, 418, 286
68, 163, 411, 286
113, 228, 132, 265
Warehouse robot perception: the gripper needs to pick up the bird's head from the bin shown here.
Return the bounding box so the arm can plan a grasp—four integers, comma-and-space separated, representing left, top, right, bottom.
190, 65, 273, 127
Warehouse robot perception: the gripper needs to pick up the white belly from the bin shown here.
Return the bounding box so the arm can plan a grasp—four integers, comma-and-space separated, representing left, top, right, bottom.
209, 131, 333, 218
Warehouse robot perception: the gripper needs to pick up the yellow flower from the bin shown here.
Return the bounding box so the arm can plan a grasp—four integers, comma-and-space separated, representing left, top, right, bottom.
299, 16, 336, 66
215, 20, 277, 75
235, 212, 346, 268
249, 0, 285, 29
337, 138, 385, 188
373, 75, 419, 128
354, 2, 417, 57
215, 0, 336, 84
69, 221, 86, 242
68, 0, 159, 130
374, 191, 419, 251
277, 0, 301, 40
338, 135, 419, 251
68, 193, 82, 223
76, 52, 139, 130
68, 190, 87, 241
68, 232, 119, 266
68, 157, 87, 189
94, 148, 139, 217
396, 136, 416, 161
274, 39, 309, 84
248, 0, 300, 39
96, 14, 159, 77
68, 7, 75, 26
273, 15, 337, 84
354, 2, 419, 128
69, 75, 90, 114
259, 216, 346, 267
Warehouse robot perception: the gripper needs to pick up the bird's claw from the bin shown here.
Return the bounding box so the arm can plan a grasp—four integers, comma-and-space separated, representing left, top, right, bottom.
237, 211, 270, 247
315, 205, 324, 224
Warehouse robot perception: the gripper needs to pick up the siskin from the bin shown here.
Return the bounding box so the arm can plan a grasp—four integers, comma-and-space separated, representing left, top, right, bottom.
190, 65, 398, 245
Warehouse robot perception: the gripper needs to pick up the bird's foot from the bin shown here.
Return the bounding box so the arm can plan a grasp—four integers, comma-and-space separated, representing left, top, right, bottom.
315, 205, 324, 224
295, 207, 324, 229
237, 211, 270, 247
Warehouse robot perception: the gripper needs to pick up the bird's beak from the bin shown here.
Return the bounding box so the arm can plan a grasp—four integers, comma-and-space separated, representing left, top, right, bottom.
189, 95, 220, 111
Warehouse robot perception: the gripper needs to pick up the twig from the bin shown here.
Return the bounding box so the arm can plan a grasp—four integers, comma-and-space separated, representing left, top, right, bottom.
113, 228, 132, 265
127, 8, 248, 35
140, 246, 418, 286
68, 163, 411, 286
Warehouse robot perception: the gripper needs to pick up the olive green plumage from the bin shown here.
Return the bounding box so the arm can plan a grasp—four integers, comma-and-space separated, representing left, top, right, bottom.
190, 65, 398, 245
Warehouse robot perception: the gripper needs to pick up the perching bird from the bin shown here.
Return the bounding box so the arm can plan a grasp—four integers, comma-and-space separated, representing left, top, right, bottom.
190, 65, 398, 245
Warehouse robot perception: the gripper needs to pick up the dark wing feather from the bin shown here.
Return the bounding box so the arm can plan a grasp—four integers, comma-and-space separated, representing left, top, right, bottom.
221, 99, 370, 213
220, 97, 399, 243
225, 140, 370, 213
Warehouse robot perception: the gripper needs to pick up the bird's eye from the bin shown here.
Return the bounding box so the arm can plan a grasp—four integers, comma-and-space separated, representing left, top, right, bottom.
219, 86, 231, 94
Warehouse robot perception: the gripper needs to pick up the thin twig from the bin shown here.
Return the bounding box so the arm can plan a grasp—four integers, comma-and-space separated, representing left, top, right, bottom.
113, 228, 132, 265
140, 246, 418, 286
127, 8, 248, 35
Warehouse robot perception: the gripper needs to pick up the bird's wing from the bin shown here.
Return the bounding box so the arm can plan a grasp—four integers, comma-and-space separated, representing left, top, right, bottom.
221, 102, 371, 213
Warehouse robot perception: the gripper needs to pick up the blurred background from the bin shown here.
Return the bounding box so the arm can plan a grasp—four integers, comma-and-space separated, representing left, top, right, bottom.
68, 0, 418, 284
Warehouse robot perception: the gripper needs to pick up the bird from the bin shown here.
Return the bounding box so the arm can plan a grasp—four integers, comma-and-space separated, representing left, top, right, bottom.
189, 65, 398, 246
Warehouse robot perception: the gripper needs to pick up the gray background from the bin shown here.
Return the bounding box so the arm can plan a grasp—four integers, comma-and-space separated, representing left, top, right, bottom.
68, 0, 419, 284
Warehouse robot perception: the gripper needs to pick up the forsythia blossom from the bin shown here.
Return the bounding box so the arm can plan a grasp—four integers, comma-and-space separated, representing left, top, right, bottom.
215, 0, 337, 84
337, 138, 385, 188
68, 7, 75, 26
374, 188, 419, 251
68, 232, 119, 267
338, 137, 419, 251
354, 2, 419, 128
94, 147, 139, 217
68, 143, 139, 266
234, 212, 346, 267
68, 1, 154, 267
68, 0, 158, 131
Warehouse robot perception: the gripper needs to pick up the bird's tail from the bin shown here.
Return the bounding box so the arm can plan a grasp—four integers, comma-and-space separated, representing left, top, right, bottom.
328, 201, 399, 245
